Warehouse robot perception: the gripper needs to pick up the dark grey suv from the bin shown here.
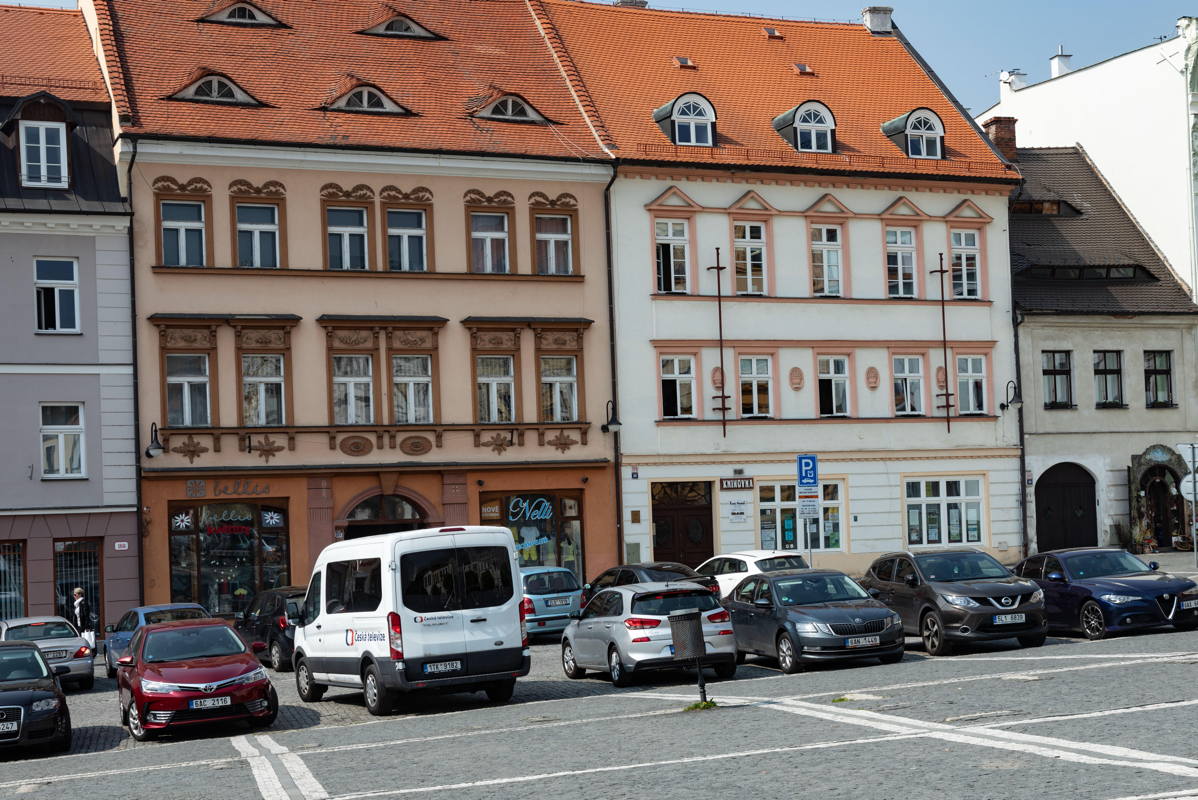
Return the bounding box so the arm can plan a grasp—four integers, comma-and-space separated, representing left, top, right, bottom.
858, 549, 1047, 656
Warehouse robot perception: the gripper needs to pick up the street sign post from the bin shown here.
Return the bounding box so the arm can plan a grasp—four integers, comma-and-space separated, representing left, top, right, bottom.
1177, 443, 1198, 568
797, 455, 819, 564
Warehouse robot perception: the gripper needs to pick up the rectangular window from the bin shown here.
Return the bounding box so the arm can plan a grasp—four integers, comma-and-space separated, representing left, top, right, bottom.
34, 258, 79, 333
535, 215, 573, 275
1145, 350, 1174, 407
906, 477, 983, 545
393, 355, 432, 424
957, 355, 987, 415
161, 201, 206, 267
235, 204, 279, 268
886, 227, 916, 298
733, 221, 766, 295
327, 207, 369, 270
19, 120, 68, 188
540, 355, 578, 422
818, 355, 849, 417
1094, 350, 1123, 407
758, 480, 845, 552
41, 404, 83, 478
811, 225, 842, 297
739, 356, 771, 417
951, 230, 980, 299
242, 354, 284, 426
0, 542, 25, 619
387, 209, 427, 272
476, 355, 514, 423
893, 356, 924, 416
333, 354, 374, 424
165, 354, 210, 427
655, 220, 689, 293
660, 356, 695, 418
471, 212, 509, 274
1041, 351, 1072, 408
325, 559, 383, 614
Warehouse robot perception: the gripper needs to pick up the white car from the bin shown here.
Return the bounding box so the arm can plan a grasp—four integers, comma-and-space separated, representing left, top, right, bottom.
695, 550, 811, 597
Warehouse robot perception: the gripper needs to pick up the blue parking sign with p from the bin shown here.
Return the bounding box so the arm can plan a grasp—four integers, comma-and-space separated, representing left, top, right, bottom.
797, 454, 818, 488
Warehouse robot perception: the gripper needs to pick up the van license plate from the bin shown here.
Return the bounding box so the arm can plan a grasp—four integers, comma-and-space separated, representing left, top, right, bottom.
44, 650, 67, 660
545, 598, 571, 607
0, 722, 17, 733
846, 636, 880, 648
189, 696, 231, 710
423, 660, 462, 674
993, 613, 1026, 625
1181, 599, 1198, 610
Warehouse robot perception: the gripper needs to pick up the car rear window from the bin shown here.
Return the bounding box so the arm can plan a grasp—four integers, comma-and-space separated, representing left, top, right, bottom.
756, 556, 810, 572
400, 546, 515, 613
631, 590, 719, 616
5, 621, 77, 641
143, 608, 207, 625
644, 566, 698, 581
524, 571, 580, 595
143, 625, 245, 663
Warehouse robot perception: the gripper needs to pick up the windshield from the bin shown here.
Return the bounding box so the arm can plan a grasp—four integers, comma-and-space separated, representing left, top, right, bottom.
916, 552, 1010, 582
0, 648, 49, 682
1065, 550, 1151, 579
644, 565, 697, 581
757, 556, 810, 572
776, 575, 868, 605
143, 608, 207, 625
631, 590, 719, 616
143, 625, 246, 663
6, 621, 77, 641
524, 571, 580, 595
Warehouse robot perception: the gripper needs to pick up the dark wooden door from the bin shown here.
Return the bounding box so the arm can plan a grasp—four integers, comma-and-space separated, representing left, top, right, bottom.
651, 482, 714, 566
1035, 463, 1097, 552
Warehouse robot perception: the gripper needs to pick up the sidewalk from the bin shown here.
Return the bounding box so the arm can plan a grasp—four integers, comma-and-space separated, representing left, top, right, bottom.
1149, 549, 1198, 577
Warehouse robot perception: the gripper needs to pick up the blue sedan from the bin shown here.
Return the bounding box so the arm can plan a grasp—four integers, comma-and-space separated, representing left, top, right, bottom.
102, 603, 209, 677
1015, 548, 1198, 640
520, 567, 583, 637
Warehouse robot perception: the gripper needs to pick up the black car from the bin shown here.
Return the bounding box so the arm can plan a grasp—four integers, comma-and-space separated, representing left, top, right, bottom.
859, 548, 1047, 656
233, 586, 306, 672
580, 562, 718, 607
0, 642, 72, 753
724, 569, 904, 673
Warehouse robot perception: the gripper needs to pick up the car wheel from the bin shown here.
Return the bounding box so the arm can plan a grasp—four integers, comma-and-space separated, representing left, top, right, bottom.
249, 687, 279, 729
118, 692, 128, 725
735, 650, 746, 665
52, 711, 72, 753
608, 646, 632, 688
78, 674, 95, 692
713, 661, 737, 680
485, 679, 516, 703
294, 658, 326, 702
878, 651, 904, 665
363, 664, 393, 716
126, 701, 156, 742
105, 658, 116, 680
561, 641, 585, 679
921, 611, 953, 656
270, 641, 291, 672
1018, 632, 1047, 648
776, 632, 801, 674
1080, 600, 1107, 640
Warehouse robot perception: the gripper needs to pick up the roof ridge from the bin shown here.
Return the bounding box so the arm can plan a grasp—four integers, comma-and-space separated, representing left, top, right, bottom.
90, 0, 133, 123
0, 6, 83, 15
539, 0, 859, 29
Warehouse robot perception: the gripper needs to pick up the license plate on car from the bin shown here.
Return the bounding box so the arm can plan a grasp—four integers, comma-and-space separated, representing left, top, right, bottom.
0, 722, 17, 733
44, 650, 67, 660
545, 597, 571, 607
189, 696, 231, 710
1182, 600, 1198, 610
423, 660, 462, 674
993, 613, 1026, 625
846, 636, 880, 648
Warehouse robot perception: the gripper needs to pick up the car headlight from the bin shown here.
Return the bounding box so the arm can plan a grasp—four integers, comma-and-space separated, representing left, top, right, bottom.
31, 697, 59, 713
1029, 589, 1044, 603
140, 679, 180, 694
1100, 594, 1138, 605
943, 595, 981, 608
233, 667, 269, 686
889, 612, 902, 627
792, 622, 833, 634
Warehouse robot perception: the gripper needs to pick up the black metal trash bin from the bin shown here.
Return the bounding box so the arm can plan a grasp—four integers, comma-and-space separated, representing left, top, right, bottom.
669, 608, 709, 702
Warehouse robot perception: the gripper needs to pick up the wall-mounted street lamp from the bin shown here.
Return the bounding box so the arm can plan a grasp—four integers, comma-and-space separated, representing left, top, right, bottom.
144, 422, 165, 458
1000, 380, 1023, 412
601, 400, 622, 434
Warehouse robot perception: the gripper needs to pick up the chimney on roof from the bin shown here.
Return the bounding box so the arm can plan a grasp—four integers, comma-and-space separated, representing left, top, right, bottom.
862, 6, 893, 34
613, 0, 648, 7
1049, 44, 1073, 78
999, 69, 1027, 99
982, 116, 1018, 162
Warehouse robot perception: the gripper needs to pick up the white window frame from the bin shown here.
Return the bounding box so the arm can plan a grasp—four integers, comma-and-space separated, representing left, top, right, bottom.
886, 227, 916, 298
817, 355, 849, 417
161, 200, 206, 267
174, 75, 256, 105
661, 355, 696, 419
757, 480, 845, 552
386, 208, 427, 272
906, 112, 943, 159
165, 353, 210, 427
242, 354, 285, 426
34, 258, 79, 333
333, 355, 374, 424
19, 121, 68, 189
364, 16, 436, 38
40, 403, 84, 479
655, 219, 689, 293
739, 356, 772, 418
331, 87, 407, 114
893, 356, 924, 416
478, 96, 544, 123
235, 203, 279, 268
794, 102, 834, 153
672, 96, 714, 147
392, 354, 433, 424
476, 355, 515, 424
540, 355, 578, 423
811, 225, 842, 297
470, 212, 509, 274
327, 207, 369, 271
951, 229, 980, 299
904, 477, 984, 546
956, 355, 987, 415
206, 3, 277, 24
733, 221, 767, 295
535, 214, 573, 275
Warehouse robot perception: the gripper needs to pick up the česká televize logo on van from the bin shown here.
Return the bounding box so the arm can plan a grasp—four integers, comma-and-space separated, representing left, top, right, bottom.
413, 615, 453, 626
345, 629, 388, 646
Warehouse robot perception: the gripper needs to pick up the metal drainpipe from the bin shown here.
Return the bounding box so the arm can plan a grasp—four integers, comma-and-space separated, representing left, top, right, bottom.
123, 136, 144, 605
1012, 305, 1029, 560
602, 161, 624, 563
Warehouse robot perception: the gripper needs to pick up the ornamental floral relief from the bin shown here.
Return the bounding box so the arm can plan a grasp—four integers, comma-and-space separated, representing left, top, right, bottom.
152, 176, 212, 195
390, 329, 435, 349
229, 179, 286, 198
470, 328, 519, 349
380, 185, 433, 203
528, 191, 578, 209
238, 328, 288, 348
160, 327, 217, 348
320, 182, 375, 200
534, 329, 581, 350
463, 189, 515, 207
326, 328, 375, 349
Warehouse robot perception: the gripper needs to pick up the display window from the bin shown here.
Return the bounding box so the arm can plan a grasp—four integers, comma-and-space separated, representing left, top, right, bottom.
480, 491, 583, 581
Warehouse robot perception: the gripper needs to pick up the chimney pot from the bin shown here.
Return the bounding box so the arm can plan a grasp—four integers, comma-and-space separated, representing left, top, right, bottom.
862, 6, 893, 35
613, 0, 649, 7
1049, 44, 1073, 78
982, 116, 1018, 162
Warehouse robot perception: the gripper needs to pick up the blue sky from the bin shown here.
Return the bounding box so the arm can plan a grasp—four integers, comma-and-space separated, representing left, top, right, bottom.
2, 0, 1190, 112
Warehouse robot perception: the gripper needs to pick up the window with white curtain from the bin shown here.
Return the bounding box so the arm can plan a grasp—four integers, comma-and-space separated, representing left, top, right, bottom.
393, 355, 432, 424
470, 213, 509, 274
739, 356, 771, 417
886, 227, 916, 297
951, 229, 980, 299
333, 355, 374, 424
811, 225, 842, 297
535, 215, 573, 275
242, 354, 285, 425
166, 354, 210, 427
41, 404, 84, 478
540, 356, 578, 422
477, 355, 515, 423
734, 221, 766, 295
957, 355, 987, 415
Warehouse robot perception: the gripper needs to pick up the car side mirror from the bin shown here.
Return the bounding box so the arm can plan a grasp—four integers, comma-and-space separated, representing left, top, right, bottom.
753, 598, 773, 609
104, 624, 115, 633
583, 583, 591, 591
568, 610, 581, 619
287, 618, 300, 628
905, 574, 919, 588
234, 612, 245, 622
116, 655, 134, 667
1045, 571, 1065, 582
251, 641, 267, 653
867, 587, 882, 599
53, 664, 70, 676
1149, 561, 1160, 571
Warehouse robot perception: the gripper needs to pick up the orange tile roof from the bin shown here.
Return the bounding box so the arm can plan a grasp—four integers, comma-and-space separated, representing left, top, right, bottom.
0, 7, 109, 105
533, 0, 1015, 181
96, 0, 607, 161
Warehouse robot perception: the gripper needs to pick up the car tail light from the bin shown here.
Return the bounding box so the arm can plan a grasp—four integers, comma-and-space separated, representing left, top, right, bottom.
708, 583, 721, 593
716, 629, 734, 636
277, 615, 288, 630
386, 611, 403, 660
520, 596, 531, 647
73, 646, 91, 658
631, 636, 651, 643
707, 610, 730, 623
624, 617, 661, 630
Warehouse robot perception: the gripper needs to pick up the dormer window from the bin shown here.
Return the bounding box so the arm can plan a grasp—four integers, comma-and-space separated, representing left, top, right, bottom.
172, 75, 259, 106
906, 111, 943, 159
361, 15, 437, 38
18, 121, 69, 189
477, 95, 545, 123
671, 95, 714, 147
329, 86, 409, 115
202, 2, 281, 26
794, 102, 834, 152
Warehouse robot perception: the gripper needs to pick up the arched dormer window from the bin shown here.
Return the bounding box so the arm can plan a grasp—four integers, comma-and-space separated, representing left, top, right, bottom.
172, 75, 259, 106
905, 110, 943, 159
329, 86, 409, 115
476, 95, 545, 123
361, 15, 438, 39
672, 95, 714, 146
202, 2, 282, 26
794, 101, 834, 152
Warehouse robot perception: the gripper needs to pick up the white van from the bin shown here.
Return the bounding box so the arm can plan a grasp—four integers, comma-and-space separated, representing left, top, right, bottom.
291, 525, 530, 715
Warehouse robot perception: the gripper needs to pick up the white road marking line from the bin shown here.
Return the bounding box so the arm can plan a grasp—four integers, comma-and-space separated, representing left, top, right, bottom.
232, 734, 290, 800
948, 653, 1197, 661
1109, 789, 1198, 800
0, 758, 237, 790
257, 735, 330, 800
976, 698, 1198, 729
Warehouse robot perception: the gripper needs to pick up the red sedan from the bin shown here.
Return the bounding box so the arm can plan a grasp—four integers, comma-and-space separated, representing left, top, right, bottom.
116, 618, 277, 740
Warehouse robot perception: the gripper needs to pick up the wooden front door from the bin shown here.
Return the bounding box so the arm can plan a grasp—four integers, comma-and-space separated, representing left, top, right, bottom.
1034, 463, 1097, 552
651, 482, 714, 566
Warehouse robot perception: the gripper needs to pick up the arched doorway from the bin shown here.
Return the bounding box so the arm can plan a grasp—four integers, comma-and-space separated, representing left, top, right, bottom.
343, 494, 427, 540
1034, 463, 1097, 551
1140, 466, 1185, 550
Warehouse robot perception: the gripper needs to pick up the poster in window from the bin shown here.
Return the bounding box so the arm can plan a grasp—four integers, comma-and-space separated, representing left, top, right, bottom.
947, 503, 963, 544
926, 505, 942, 544
782, 510, 796, 549
823, 510, 840, 549
907, 506, 922, 545
965, 502, 982, 542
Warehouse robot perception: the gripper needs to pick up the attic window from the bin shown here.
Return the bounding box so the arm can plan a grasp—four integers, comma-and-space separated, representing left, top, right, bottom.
477, 96, 545, 123
792, 63, 815, 75
906, 111, 944, 159
671, 94, 715, 147
674, 56, 696, 69
329, 86, 409, 115
203, 3, 280, 25
362, 15, 437, 38
1025, 265, 1151, 281
1011, 199, 1077, 216
794, 102, 834, 152
172, 75, 259, 106
763, 27, 783, 39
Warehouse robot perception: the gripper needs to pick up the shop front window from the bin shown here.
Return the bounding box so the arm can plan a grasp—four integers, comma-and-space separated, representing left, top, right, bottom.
481, 491, 583, 581
169, 501, 289, 614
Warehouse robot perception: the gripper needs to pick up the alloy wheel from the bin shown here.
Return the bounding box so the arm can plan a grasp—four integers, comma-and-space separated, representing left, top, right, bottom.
128, 703, 145, 738
609, 650, 621, 682
778, 635, 796, 672
563, 645, 576, 673
365, 672, 379, 709
270, 643, 283, 671
1081, 602, 1106, 639
922, 615, 942, 653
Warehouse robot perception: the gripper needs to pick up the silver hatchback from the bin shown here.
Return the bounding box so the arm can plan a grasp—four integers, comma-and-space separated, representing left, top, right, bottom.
561, 582, 737, 686
0, 617, 95, 690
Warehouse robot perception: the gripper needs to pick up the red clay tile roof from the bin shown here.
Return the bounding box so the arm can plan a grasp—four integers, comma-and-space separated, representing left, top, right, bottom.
96, 0, 607, 161
533, 0, 1015, 181
0, 7, 109, 105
